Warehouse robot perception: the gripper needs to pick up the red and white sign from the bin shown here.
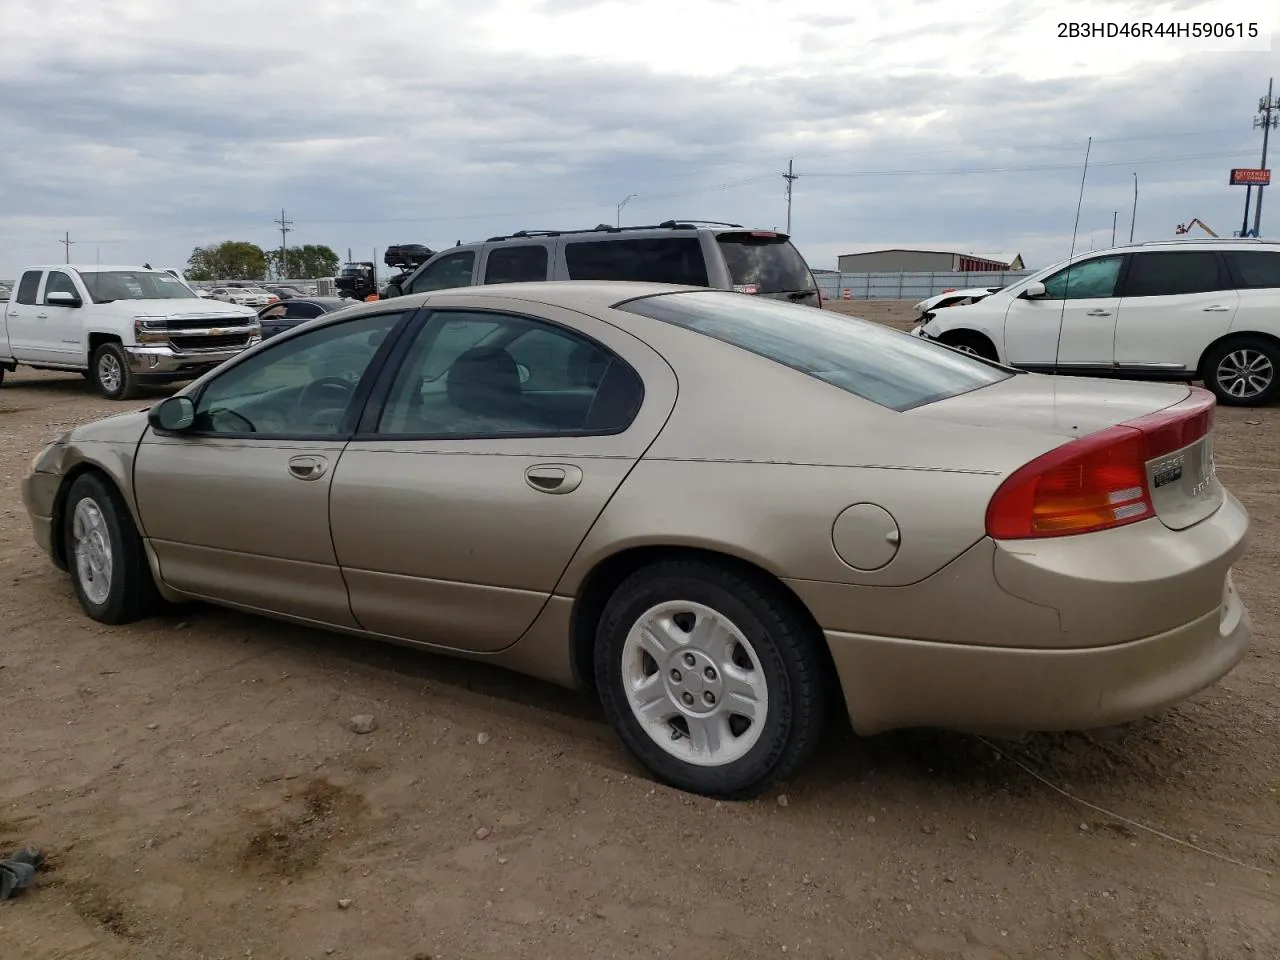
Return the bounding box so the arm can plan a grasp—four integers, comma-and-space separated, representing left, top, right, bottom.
1230, 168, 1271, 186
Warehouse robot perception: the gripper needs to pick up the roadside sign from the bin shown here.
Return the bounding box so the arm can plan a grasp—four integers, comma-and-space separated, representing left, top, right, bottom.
1230, 168, 1271, 186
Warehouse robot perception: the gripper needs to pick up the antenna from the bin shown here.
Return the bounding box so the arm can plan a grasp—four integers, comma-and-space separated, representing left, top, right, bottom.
783, 158, 798, 234
60, 231, 74, 263
274, 208, 294, 279
1130, 172, 1138, 243
1054, 137, 1093, 362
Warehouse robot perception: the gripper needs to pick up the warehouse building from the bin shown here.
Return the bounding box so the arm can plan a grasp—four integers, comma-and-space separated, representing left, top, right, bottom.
836, 247, 1024, 273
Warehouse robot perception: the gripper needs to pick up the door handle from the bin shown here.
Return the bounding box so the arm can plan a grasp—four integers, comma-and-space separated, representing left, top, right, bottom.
1085, 309, 1112, 317
525, 463, 583, 495
287, 455, 328, 481
1202, 305, 1231, 312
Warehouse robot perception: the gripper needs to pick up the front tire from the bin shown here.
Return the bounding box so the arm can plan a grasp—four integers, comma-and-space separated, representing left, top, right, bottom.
595, 559, 828, 799
1202, 336, 1280, 406
90, 342, 141, 401
938, 331, 998, 362
63, 472, 160, 624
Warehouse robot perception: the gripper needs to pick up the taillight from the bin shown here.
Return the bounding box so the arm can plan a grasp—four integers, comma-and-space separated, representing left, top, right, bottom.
985, 387, 1215, 539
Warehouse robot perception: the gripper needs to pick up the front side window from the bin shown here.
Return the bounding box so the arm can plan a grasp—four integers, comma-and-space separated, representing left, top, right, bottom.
1039, 255, 1123, 299
484, 245, 549, 284
376, 310, 643, 437
44, 271, 79, 301
1123, 252, 1227, 297
564, 237, 710, 286
618, 290, 1009, 412
15, 271, 41, 305
406, 251, 476, 294
80, 270, 199, 303
190, 312, 404, 437
1223, 250, 1280, 290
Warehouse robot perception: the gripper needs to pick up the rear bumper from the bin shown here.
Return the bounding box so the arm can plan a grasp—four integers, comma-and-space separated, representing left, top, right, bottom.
827, 570, 1251, 735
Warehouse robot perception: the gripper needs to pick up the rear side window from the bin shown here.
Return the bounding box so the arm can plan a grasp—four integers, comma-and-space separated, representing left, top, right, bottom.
564, 237, 709, 286
1123, 252, 1229, 296
15, 271, 41, 305
484, 245, 549, 284
715, 232, 816, 294
618, 290, 1010, 411
1223, 251, 1280, 289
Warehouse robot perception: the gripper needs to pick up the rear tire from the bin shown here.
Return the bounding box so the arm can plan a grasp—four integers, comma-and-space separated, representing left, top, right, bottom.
62, 472, 162, 624
594, 559, 828, 799
90, 342, 141, 401
1202, 336, 1280, 406
938, 331, 998, 362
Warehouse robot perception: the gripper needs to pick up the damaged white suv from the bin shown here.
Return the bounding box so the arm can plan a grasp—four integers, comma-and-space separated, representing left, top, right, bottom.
913, 239, 1280, 406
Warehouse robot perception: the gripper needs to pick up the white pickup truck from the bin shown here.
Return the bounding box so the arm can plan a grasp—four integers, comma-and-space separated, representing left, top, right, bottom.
0, 264, 261, 400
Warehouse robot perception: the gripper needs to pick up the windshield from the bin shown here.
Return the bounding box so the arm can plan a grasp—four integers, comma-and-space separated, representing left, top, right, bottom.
80, 270, 199, 303
715, 232, 816, 294
617, 290, 1012, 411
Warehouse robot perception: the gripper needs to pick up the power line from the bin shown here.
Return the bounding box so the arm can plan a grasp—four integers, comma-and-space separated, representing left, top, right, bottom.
803, 149, 1251, 178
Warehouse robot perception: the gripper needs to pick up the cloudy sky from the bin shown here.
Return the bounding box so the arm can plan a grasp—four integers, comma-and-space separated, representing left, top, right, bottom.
1, 0, 1277, 282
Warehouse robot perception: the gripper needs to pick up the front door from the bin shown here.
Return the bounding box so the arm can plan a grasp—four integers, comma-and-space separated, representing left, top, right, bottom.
1003, 254, 1124, 370
329, 300, 678, 652
132, 308, 411, 625
39, 269, 89, 361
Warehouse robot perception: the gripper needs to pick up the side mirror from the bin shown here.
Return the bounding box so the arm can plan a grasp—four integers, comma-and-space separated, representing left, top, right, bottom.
1020, 281, 1047, 299
149, 395, 195, 432
46, 291, 82, 307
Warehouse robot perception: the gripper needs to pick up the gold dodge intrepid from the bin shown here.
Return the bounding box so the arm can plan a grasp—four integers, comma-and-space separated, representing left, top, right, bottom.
22, 282, 1252, 798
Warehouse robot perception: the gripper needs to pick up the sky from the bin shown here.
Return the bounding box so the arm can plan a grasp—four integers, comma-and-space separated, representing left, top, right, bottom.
1, 0, 1278, 282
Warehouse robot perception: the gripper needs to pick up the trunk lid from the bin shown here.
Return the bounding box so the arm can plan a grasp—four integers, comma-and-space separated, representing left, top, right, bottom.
909, 374, 1222, 531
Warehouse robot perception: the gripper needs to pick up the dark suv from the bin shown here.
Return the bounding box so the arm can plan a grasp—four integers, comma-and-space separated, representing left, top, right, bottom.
381, 220, 822, 308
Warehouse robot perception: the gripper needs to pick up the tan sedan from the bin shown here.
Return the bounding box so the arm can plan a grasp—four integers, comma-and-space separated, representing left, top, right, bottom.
21, 282, 1252, 798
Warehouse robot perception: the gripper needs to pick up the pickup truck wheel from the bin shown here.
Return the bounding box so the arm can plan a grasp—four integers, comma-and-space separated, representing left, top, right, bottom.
90, 343, 140, 401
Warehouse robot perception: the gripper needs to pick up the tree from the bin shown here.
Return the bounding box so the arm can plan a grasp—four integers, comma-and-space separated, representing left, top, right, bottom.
266, 244, 341, 280
183, 242, 269, 281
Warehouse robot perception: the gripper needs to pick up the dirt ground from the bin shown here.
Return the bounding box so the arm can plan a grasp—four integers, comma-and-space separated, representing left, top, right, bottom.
1, 303, 1277, 960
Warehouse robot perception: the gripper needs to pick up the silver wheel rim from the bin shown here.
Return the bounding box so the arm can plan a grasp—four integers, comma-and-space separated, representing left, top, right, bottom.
621, 600, 769, 767
97, 353, 122, 394
72, 497, 113, 605
954, 344, 979, 356
1216, 349, 1273, 399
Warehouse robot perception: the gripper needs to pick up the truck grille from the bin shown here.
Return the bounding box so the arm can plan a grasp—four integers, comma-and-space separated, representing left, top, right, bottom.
172, 333, 253, 350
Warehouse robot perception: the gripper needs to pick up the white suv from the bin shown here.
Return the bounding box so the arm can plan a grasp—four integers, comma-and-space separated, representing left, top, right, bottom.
913, 239, 1280, 406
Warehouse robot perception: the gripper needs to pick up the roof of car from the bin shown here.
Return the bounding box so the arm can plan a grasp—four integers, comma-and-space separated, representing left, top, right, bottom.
23, 264, 165, 273
361, 281, 704, 316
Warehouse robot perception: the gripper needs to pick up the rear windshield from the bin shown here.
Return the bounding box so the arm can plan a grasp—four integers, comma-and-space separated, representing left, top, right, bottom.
616, 290, 1011, 411
716, 232, 816, 294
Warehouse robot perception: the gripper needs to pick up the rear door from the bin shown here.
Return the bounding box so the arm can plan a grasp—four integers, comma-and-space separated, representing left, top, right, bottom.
1221, 248, 1280, 340
4, 271, 50, 361
713, 230, 821, 307
1114, 250, 1238, 372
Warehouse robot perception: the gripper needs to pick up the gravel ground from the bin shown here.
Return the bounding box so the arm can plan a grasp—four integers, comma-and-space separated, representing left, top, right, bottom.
1, 304, 1276, 959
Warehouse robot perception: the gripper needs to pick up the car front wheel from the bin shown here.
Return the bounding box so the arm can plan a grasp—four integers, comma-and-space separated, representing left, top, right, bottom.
595, 559, 828, 799
90, 342, 141, 401
63, 472, 160, 624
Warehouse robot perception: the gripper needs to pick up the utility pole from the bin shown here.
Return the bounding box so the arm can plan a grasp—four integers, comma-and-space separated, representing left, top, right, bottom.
1252, 77, 1277, 237
1129, 172, 1138, 242
274, 207, 294, 279
616, 194, 636, 228
783, 158, 798, 234
60, 231, 74, 263
1111, 210, 1117, 247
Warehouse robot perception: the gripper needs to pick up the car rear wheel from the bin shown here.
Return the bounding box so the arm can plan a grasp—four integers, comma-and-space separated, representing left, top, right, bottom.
1202, 337, 1280, 406
90, 342, 141, 401
595, 559, 828, 799
63, 472, 161, 624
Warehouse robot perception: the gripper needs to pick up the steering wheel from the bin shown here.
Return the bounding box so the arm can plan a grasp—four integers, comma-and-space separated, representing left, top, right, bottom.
295, 376, 356, 428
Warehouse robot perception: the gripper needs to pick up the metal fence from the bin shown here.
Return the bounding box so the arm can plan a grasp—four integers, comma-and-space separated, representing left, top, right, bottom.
815, 270, 1032, 301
